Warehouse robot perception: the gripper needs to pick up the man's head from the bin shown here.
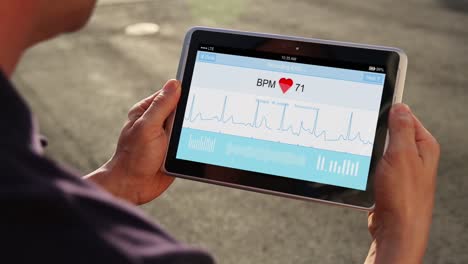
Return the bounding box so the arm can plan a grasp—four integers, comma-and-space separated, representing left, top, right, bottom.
0, 0, 97, 75
28, 0, 98, 42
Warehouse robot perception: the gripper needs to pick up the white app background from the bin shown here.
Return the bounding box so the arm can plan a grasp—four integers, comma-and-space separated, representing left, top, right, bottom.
183, 61, 384, 157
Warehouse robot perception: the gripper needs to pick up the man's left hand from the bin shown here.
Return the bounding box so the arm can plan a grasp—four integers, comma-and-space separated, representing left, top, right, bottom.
86, 79, 181, 205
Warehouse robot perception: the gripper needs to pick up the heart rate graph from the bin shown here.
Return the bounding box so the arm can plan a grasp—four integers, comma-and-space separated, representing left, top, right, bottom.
182, 88, 379, 156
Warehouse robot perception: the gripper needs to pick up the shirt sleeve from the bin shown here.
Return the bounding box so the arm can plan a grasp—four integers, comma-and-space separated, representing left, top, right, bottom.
0, 149, 215, 264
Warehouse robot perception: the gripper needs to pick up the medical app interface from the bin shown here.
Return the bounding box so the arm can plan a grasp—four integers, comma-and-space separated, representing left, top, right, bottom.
176, 45, 386, 190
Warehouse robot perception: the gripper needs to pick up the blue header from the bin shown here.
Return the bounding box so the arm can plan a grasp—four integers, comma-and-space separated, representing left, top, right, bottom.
197, 51, 385, 85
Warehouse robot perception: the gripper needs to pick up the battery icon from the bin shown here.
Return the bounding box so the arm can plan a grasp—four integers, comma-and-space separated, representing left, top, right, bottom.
368, 66, 376, 71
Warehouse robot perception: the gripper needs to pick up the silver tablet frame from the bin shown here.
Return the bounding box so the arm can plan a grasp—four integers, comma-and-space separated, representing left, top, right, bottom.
162, 27, 407, 211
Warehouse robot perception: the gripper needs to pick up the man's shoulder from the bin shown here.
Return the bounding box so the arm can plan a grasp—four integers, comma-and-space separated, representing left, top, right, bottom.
0, 150, 214, 264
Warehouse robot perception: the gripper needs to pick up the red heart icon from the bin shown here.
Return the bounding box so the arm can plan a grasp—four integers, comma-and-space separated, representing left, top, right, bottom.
279, 78, 293, 94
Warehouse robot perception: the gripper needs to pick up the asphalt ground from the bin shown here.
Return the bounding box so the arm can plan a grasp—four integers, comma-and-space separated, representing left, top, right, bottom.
13, 0, 468, 263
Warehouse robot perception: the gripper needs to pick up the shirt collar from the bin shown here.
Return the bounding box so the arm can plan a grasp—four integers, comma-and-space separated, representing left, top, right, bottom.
0, 70, 43, 153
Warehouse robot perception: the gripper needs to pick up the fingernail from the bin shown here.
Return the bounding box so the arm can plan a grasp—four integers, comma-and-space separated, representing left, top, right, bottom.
393, 104, 411, 115
162, 80, 180, 94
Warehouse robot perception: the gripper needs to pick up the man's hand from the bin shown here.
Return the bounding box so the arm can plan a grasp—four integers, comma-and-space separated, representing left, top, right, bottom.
365, 104, 440, 264
86, 80, 181, 205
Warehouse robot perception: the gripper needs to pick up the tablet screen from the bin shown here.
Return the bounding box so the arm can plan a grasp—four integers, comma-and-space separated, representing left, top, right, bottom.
175, 45, 386, 191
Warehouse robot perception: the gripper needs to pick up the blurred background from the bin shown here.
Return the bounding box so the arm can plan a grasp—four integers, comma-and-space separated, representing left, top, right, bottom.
13, 0, 468, 263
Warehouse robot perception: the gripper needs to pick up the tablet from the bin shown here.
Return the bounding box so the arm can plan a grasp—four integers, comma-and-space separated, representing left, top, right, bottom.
163, 27, 407, 210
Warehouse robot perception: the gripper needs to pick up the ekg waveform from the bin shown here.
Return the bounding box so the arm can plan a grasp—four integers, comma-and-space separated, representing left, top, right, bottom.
184, 94, 374, 145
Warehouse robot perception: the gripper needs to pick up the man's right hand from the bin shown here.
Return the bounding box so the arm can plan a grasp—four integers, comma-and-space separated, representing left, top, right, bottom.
365, 104, 440, 264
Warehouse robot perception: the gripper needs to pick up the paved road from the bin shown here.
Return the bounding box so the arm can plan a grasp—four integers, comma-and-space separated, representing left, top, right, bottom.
13, 0, 468, 263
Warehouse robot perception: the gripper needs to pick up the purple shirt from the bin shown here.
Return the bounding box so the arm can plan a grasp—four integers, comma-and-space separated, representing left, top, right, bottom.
0, 71, 214, 264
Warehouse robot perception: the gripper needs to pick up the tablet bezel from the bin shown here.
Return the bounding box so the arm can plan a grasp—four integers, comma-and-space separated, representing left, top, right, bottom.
163, 27, 407, 210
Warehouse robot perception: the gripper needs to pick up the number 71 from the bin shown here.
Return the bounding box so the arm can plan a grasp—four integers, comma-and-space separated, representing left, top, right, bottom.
295, 83, 305, 92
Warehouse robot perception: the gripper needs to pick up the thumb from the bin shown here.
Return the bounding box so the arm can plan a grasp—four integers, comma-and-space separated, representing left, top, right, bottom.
141, 79, 181, 128
386, 103, 418, 155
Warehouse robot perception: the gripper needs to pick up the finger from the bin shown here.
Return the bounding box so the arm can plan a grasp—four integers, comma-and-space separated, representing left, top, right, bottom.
412, 113, 440, 164
412, 113, 434, 142
127, 90, 162, 122
141, 80, 181, 128
386, 103, 418, 156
